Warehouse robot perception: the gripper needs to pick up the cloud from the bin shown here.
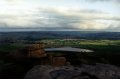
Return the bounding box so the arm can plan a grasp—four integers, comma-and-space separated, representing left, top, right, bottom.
0, 1, 120, 32
86, 0, 120, 2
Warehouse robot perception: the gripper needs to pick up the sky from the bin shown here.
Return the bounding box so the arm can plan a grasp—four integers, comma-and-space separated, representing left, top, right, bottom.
0, 0, 120, 32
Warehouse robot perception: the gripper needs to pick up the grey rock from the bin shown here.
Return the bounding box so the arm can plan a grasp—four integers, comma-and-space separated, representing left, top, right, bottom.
24, 64, 120, 79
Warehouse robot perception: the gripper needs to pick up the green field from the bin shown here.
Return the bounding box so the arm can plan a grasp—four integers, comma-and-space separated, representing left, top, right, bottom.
42, 39, 120, 53
0, 39, 120, 79
0, 39, 120, 65
41, 39, 120, 65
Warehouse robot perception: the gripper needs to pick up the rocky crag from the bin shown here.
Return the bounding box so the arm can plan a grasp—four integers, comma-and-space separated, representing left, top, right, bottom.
24, 63, 120, 79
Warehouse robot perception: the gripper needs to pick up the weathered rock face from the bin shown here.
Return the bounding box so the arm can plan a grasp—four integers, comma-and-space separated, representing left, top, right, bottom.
52, 57, 66, 66
24, 64, 120, 79
11, 44, 47, 59
27, 44, 46, 58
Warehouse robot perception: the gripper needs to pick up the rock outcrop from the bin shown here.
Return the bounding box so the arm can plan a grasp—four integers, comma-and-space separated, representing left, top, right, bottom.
26, 44, 46, 58
24, 64, 120, 79
11, 44, 47, 59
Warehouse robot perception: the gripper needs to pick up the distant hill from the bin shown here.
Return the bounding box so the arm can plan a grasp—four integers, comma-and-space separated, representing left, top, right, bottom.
0, 31, 120, 41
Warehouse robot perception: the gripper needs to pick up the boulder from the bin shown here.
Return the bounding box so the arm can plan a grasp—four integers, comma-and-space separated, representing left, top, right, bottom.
52, 57, 66, 66
24, 64, 120, 79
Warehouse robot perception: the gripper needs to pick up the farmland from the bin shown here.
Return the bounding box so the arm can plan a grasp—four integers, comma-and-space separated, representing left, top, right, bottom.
0, 39, 120, 65
0, 38, 120, 79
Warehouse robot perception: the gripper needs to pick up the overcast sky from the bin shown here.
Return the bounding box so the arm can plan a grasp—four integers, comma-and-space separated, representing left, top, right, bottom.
0, 0, 120, 32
